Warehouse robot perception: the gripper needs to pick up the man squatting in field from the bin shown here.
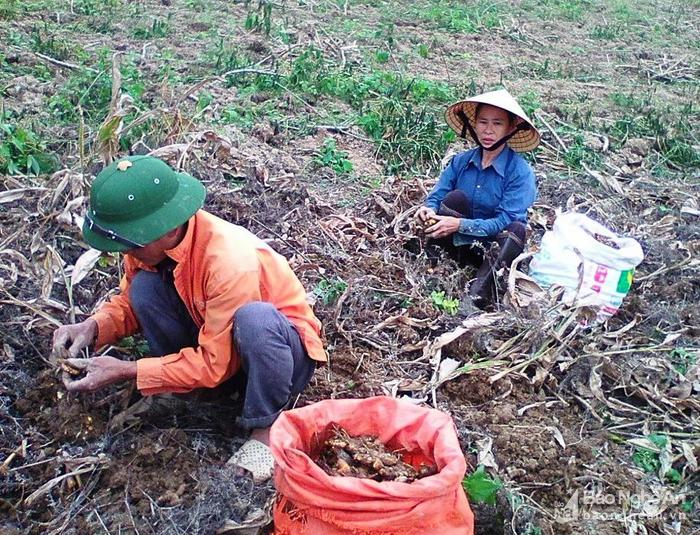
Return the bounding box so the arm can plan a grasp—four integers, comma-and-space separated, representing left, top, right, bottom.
52, 156, 326, 482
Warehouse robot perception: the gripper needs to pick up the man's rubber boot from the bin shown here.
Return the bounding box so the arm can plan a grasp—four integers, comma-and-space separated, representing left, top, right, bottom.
469, 232, 524, 308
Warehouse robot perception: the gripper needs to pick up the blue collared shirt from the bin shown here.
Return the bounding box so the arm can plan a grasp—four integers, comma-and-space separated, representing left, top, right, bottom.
424, 147, 537, 246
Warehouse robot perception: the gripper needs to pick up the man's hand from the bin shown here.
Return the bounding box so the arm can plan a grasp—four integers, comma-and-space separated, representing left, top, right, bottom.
415, 206, 436, 223
424, 215, 461, 239
62, 356, 137, 393
52, 319, 98, 360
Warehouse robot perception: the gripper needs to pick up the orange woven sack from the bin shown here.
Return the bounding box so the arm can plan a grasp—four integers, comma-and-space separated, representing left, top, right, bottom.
269, 396, 474, 535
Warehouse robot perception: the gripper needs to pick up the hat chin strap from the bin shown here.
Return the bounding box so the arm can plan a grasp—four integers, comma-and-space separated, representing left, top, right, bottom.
457, 109, 530, 152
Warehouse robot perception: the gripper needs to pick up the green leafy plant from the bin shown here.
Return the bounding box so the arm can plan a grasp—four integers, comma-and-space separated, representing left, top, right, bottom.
518, 89, 541, 118
118, 335, 150, 357
375, 50, 390, 63
590, 23, 625, 40
223, 44, 461, 174
133, 16, 171, 39
632, 436, 663, 473
31, 23, 73, 61
245, 0, 273, 35
0, 0, 19, 19
632, 433, 680, 482
48, 50, 145, 125
316, 137, 353, 174
609, 104, 700, 169
681, 498, 696, 514
195, 91, 214, 115
562, 133, 600, 170
430, 291, 459, 315
523, 524, 543, 535
462, 465, 503, 505
610, 91, 649, 110
207, 38, 251, 78
522, 0, 590, 22
314, 277, 348, 305
669, 347, 698, 375
73, 0, 120, 16
0, 112, 56, 175
418, 0, 501, 33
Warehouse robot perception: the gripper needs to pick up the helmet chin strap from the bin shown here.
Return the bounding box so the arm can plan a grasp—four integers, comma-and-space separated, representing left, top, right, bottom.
456, 109, 531, 152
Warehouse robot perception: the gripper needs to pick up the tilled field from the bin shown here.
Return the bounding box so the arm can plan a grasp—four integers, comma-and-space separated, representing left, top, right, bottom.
1, 0, 699, 534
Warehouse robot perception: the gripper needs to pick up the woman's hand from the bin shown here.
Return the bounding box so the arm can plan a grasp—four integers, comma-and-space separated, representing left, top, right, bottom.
415, 206, 436, 223
424, 215, 461, 239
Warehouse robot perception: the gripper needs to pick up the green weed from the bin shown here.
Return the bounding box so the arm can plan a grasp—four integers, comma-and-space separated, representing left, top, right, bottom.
522, 0, 592, 22
0, 0, 20, 19
195, 91, 214, 115
417, 43, 429, 58
118, 335, 150, 357
430, 290, 459, 315
288, 47, 334, 98
609, 92, 650, 110
518, 89, 541, 117
631, 433, 680, 482
375, 50, 391, 64
133, 16, 171, 39
563, 133, 599, 170
681, 498, 696, 515
217, 105, 255, 130
632, 435, 664, 473
462, 465, 503, 505
86, 15, 116, 34
662, 138, 700, 168
669, 347, 698, 375
202, 43, 461, 174
314, 277, 348, 305
526, 58, 568, 80
609, 104, 700, 168
590, 23, 626, 40
73, 0, 121, 16
0, 110, 56, 175
30, 23, 73, 61
316, 137, 353, 174
244, 0, 274, 36
363, 175, 384, 190
417, 0, 501, 33
48, 50, 145, 126
372, 22, 396, 47
359, 98, 455, 173
206, 39, 251, 78
523, 525, 543, 535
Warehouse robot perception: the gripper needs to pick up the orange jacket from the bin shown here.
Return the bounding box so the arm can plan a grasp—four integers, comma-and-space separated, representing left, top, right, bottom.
91, 210, 326, 395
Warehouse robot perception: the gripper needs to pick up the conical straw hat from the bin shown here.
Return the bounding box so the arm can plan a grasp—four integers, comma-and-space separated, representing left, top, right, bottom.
445, 89, 540, 152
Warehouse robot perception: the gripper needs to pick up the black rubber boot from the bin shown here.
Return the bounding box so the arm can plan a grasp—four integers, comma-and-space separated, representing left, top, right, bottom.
469, 231, 525, 308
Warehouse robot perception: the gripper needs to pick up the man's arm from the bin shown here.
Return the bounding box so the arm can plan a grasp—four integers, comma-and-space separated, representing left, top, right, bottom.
90, 261, 143, 347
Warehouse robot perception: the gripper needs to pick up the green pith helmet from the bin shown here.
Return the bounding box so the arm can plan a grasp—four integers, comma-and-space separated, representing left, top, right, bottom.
82, 156, 206, 252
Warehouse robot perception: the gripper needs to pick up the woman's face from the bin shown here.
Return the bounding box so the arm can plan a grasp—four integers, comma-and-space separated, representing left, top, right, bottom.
474, 105, 515, 149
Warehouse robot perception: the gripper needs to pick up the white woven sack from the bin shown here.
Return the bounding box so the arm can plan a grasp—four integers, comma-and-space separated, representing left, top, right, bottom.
530, 212, 644, 321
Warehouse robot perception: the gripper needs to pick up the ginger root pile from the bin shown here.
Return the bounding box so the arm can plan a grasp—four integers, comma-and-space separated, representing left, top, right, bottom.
316, 427, 436, 483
